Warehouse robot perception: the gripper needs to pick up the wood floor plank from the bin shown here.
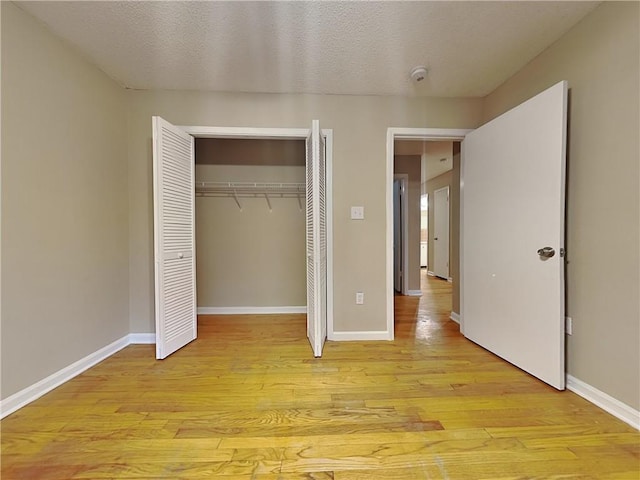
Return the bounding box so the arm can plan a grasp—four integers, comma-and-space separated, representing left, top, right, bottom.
67, 460, 282, 478
2, 272, 638, 478
279, 445, 577, 473
218, 428, 492, 450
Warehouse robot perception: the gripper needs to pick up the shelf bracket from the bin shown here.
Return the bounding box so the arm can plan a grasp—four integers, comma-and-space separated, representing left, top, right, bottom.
232, 189, 242, 211
264, 193, 272, 212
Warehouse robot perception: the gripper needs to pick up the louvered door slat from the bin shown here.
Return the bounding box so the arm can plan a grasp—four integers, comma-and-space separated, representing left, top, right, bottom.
306, 129, 316, 351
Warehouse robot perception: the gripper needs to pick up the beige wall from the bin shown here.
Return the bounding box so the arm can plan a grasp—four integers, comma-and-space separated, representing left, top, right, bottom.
1, 3, 129, 399
394, 155, 422, 293
483, 2, 639, 410
196, 138, 305, 166
195, 164, 306, 307
127, 92, 483, 333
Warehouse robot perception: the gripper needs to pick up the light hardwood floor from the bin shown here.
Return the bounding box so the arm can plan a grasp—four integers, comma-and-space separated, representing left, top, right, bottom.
2, 271, 638, 479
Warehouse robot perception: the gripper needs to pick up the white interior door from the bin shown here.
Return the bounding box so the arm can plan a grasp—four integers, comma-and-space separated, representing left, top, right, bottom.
461, 81, 567, 389
152, 116, 197, 359
433, 186, 450, 279
393, 180, 402, 291
306, 120, 327, 357
421, 194, 429, 268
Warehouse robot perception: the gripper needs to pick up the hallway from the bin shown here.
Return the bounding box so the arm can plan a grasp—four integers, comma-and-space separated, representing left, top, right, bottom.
395, 270, 456, 343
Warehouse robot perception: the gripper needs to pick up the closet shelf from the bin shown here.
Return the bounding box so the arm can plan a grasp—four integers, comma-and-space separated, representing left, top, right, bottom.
195, 181, 305, 211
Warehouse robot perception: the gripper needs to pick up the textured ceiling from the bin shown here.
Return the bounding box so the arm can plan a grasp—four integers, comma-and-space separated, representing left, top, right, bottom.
17, 1, 599, 97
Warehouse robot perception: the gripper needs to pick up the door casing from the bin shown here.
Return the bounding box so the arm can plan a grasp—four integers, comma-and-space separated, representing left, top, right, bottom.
386, 128, 472, 339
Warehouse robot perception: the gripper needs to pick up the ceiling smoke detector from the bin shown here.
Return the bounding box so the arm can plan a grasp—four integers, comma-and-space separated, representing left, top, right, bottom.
410, 66, 428, 83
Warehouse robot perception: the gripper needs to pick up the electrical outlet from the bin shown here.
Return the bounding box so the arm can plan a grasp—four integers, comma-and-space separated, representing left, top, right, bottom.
351, 206, 365, 220
565, 316, 573, 335
356, 292, 364, 305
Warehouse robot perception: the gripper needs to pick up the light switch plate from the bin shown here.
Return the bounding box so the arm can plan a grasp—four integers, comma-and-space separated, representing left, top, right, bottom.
351, 206, 365, 220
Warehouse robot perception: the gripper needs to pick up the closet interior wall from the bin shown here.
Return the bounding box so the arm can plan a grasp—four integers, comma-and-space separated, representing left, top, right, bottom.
195, 138, 307, 311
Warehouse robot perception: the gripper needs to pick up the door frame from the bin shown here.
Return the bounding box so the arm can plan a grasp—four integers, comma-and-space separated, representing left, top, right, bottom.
393, 174, 409, 295
432, 185, 450, 280
386, 128, 472, 339
179, 125, 335, 339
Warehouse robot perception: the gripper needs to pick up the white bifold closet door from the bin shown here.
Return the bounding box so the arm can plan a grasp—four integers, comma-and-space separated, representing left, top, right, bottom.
306, 120, 327, 357
461, 81, 568, 389
152, 116, 197, 359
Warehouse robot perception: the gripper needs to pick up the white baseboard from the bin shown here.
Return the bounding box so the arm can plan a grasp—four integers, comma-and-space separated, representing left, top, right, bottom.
449, 312, 460, 324
197, 306, 306, 315
427, 271, 453, 283
0, 334, 130, 419
128, 333, 155, 344
567, 374, 639, 430
329, 330, 393, 341
407, 290, 422, 297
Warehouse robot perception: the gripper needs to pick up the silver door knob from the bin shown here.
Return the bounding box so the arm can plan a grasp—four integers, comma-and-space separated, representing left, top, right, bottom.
537, 247, 555, 258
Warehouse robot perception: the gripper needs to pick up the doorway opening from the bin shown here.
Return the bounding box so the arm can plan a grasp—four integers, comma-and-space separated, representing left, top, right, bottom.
154, 121, 333, 359
393, 139, 460, 321
194, 137, 307, 315
386, 129, 471, 340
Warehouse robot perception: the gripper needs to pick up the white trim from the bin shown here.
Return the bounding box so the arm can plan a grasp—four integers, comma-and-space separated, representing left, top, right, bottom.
179, 124, 334, 341
450, 312, 460, 324
0, 335, 130, 419
324, 129, 335, 342
566, 375, 639, 430
179, 126, 310, 139
331, 330, 393, 341
386, 130, 395, 340
129, 333, 155, 344
391, 128, 473, 141
407, 290, 422, 296
198, 306, 306, 315
447, 277, 453, 283
387, 128, 472, 343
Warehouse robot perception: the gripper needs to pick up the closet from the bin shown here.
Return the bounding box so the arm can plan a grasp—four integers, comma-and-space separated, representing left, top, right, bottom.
194, 138, 307, 314
152, 118, 328, 360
